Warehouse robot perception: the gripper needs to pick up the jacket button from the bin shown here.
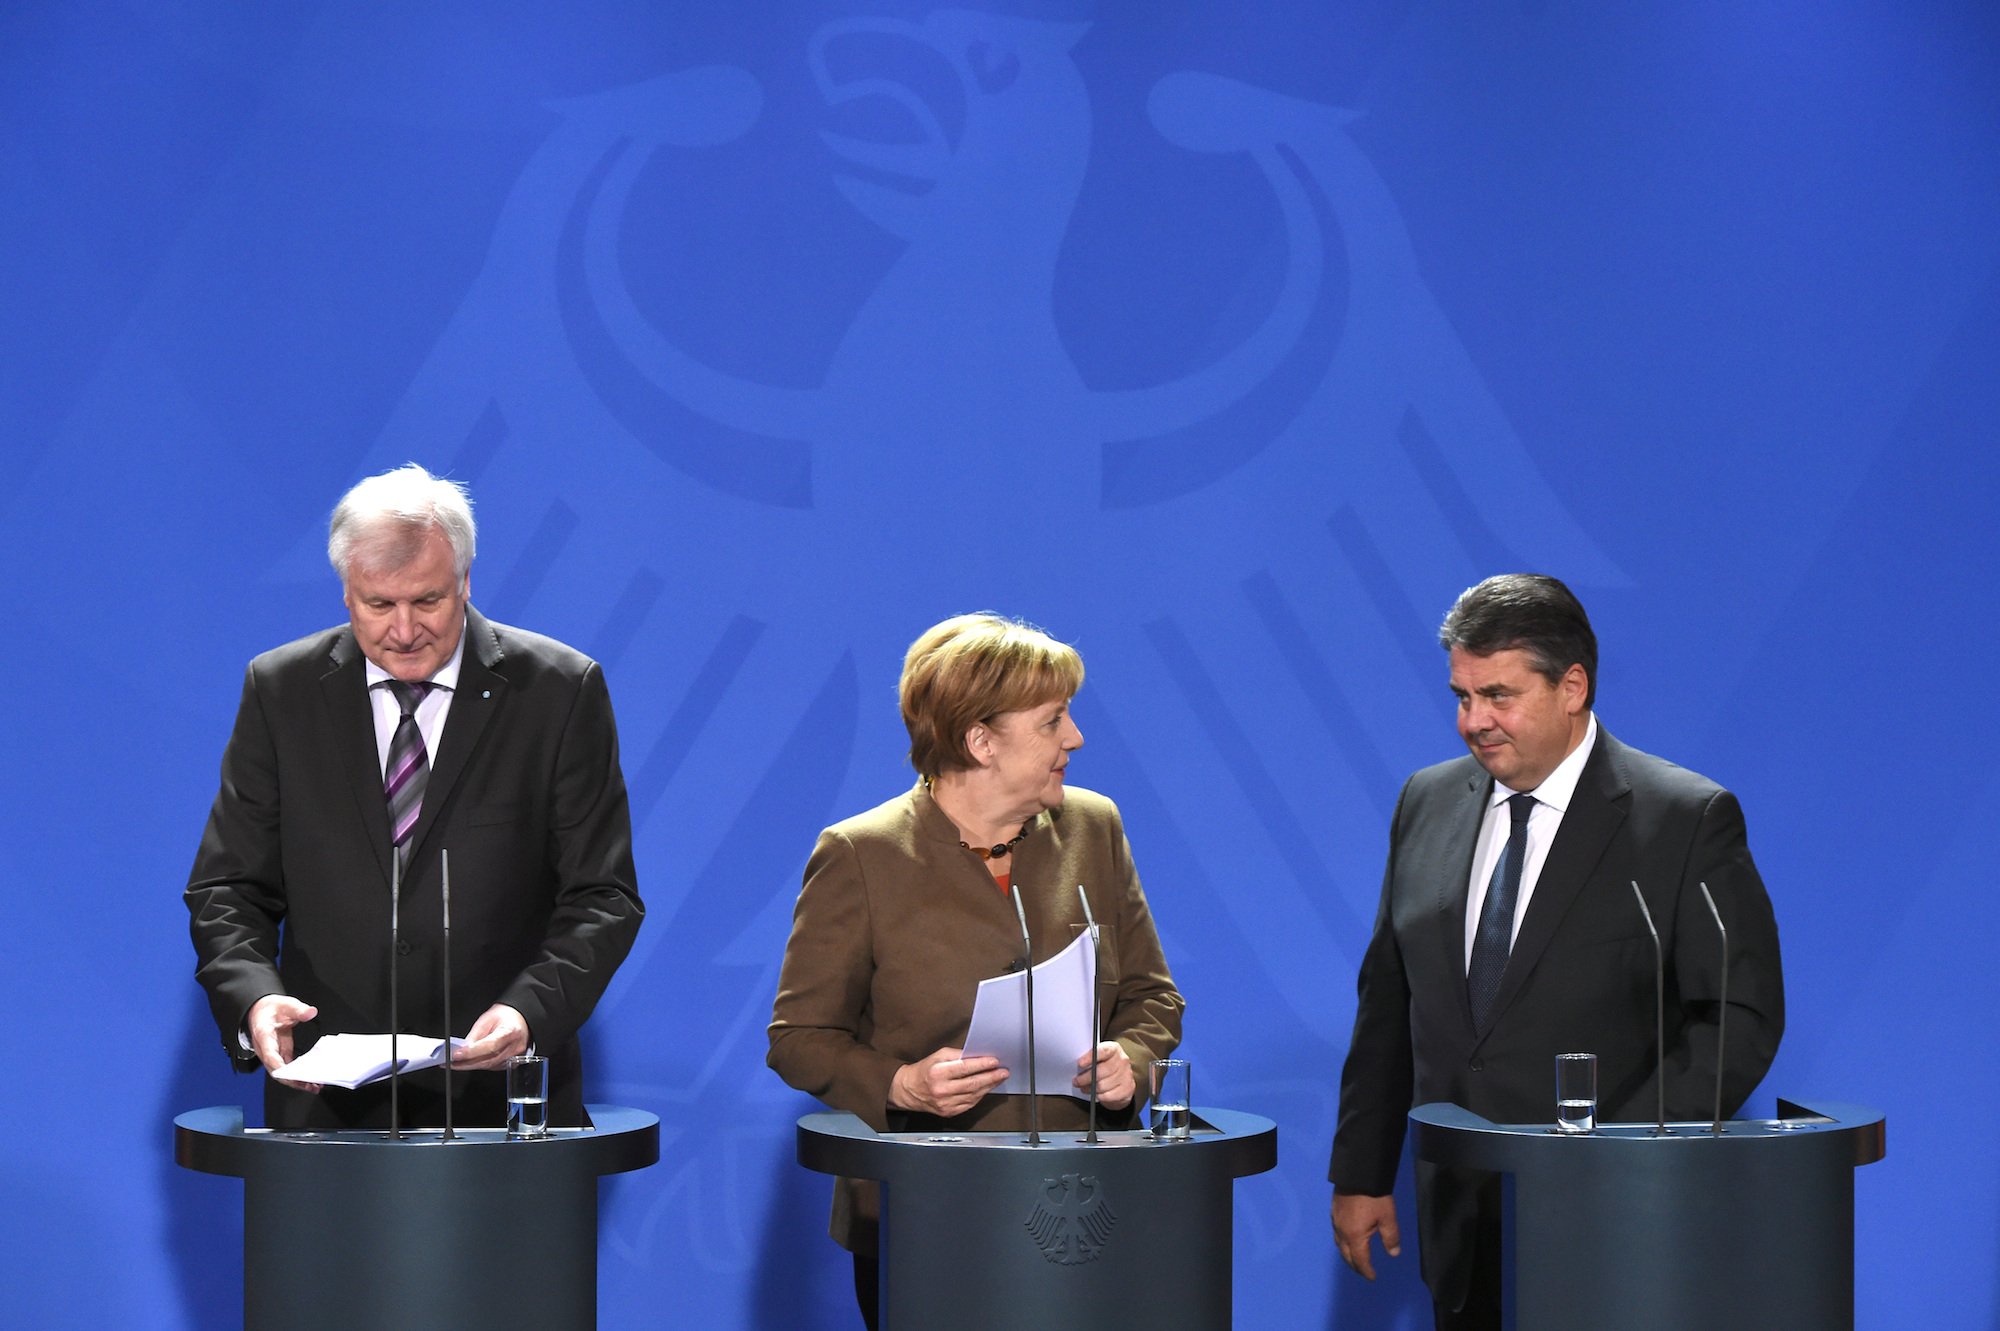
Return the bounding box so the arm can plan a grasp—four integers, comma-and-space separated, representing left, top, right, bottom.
1469, 1058, 1483, 1072
397, 941, 413, 956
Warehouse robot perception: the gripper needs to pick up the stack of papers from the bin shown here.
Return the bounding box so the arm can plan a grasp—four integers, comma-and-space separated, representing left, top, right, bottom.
273, 1033, 470, 1090
961, 930, 1099, 1099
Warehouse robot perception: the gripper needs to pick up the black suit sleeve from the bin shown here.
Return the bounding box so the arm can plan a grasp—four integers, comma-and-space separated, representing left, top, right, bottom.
1617, 788, 1784, 1121
494, 661, 644, 1051
1330, 780, 1417, 1195
185, 665, 288, 1071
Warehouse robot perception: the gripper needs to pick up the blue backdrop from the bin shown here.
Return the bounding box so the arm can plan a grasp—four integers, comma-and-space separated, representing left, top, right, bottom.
2, 2, 1996, 1327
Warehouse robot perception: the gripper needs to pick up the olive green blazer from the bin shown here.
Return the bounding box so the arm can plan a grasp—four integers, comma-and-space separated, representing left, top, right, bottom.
768, 780, 1185, 1252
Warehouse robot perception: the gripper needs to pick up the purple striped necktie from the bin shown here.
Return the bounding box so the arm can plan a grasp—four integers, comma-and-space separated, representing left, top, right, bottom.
383, 680, 434, 871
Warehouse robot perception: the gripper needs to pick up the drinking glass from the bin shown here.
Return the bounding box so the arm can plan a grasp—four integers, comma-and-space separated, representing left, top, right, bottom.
1556, 1053, 1597, 1134
507, 1054, 549, 1138
1149, 1059, 1191, 1140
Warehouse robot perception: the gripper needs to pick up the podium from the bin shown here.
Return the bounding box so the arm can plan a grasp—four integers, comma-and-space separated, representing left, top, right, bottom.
174, 1104, 658, 1331
797, 1108, 1277, 1330
1410, 1098, 1885, 1330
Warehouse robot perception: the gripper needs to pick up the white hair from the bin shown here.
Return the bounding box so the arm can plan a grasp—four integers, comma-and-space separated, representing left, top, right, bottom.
327, 463, 477, 582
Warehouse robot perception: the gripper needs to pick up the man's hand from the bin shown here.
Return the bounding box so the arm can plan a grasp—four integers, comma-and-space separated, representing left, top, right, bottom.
452, 1003, 531, 1070
1332, 1192, 1402, 1280
248, 995, 322, 1092
888, 1046, 1009, 1117
1072, 1041, 1135, 1109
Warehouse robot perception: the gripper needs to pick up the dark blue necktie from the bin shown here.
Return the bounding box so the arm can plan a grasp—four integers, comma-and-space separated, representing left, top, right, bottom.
1468, 793, 1536, 1032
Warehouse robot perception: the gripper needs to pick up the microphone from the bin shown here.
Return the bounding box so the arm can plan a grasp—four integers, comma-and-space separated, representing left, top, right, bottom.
1010, 883, 1043, 1147
441, 849, 455, 1143
1628, 881, 1666, 1136
1075, 884, 1101, 1145
390, 851, 402, 1140
1698, 882, 1729, 1136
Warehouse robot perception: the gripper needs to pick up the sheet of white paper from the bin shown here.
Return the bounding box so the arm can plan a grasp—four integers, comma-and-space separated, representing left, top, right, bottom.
961, 929, 1099, 1098
273, 1032, 471, 1090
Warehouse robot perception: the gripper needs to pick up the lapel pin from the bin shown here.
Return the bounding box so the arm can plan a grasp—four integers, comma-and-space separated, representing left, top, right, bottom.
482, 690, 491, 698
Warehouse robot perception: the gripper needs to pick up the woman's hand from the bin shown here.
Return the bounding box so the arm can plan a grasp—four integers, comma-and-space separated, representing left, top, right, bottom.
889, 1046, 1009, 1117
1072, 1041, 1135, 1109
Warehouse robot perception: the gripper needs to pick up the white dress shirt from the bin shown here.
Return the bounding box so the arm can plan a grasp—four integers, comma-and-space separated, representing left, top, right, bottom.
239, 624, 468, 1054
363, 622, 466, 775
1462, 713, 1599, 972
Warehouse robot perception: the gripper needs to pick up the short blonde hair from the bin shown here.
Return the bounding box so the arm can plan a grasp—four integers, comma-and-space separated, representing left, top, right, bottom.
900, 614, 1085, 778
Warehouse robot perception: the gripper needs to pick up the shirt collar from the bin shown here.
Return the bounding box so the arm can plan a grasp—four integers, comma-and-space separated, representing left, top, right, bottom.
363, 616, 467, 692
1489, 712, 1598, 812
912, 777, 1055, 847
912, 778, 962, 845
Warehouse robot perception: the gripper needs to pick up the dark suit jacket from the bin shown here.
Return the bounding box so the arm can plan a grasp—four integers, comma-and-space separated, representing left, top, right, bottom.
186, 606, 644, 1129
1330, 727, 1783, 1309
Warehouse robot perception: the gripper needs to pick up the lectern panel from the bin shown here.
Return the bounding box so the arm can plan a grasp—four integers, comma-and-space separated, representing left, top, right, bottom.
175, 1105, 659, 1331
798, 1109, 1277, 1331
1410, 1099, 1884, 1331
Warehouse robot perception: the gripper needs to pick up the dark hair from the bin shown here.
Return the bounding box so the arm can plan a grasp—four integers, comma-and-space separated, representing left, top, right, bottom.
1438, 574, 1598, 707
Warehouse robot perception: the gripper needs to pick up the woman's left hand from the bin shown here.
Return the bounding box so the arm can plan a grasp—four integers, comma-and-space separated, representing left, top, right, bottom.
1072, 1041, 1135, 1109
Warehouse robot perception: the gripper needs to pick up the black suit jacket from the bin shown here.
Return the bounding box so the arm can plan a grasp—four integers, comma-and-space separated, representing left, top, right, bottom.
1330, 727, 1783, 1308
186, 606, 644, 1128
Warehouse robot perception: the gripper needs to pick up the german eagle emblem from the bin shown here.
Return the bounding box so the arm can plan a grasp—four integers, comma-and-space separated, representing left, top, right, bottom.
1025, 1173, 1118, 1266
298, 6, 1625, 1270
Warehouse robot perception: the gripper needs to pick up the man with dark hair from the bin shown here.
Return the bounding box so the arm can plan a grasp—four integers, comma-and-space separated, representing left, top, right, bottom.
1437, 573, 1598, 706
1328, 574, 1784, 1330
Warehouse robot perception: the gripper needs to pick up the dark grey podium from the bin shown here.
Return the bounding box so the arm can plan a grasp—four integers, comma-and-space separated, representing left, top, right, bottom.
175, 1104, 658, 1331
798, 1108, 1277, 1330
1410, 1098, 1885, 1330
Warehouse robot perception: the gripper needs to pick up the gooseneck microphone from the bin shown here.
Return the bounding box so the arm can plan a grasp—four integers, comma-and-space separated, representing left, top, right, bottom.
441, 849, 455, 1143
1076, 884, 1101, 1145
1699, 881, 1729, 1136
1629, 881, 1667, 1136
389, 851, 403, 1140
1010, 883, 1043, 1147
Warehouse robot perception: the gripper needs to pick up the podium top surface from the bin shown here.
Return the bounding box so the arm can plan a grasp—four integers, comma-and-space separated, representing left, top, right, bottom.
797, 1106, 1277, 1181
1411, 1097, 1885, 1171
174, 1104, 660, 1178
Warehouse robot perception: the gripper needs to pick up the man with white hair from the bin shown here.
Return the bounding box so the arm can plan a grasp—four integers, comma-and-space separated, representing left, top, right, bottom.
186, 464, 644, 1130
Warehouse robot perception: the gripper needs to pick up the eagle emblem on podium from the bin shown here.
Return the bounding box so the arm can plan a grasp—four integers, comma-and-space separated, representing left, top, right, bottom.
1025, 1173, 1118, 1266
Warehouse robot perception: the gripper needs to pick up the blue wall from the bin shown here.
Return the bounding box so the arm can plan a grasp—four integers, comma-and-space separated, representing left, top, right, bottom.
2, 3, 1996, 1327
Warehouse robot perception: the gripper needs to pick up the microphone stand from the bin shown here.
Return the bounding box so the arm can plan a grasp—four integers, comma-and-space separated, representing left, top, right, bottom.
389, 852, 402, 1141
1076, 884, 1101, 1144
1699, 882, 1729, 1136
441, 849, 455, 1143
1628, 882, 1667, 1136
1010, 884, 1042, 1147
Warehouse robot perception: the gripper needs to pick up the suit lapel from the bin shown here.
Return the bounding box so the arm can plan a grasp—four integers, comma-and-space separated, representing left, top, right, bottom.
1477, 729, 1631, 1039
1437, 766, 1492, 1038
1009, 806, 1065, 961
406, 607, 506, 869
319, 629, 394, 889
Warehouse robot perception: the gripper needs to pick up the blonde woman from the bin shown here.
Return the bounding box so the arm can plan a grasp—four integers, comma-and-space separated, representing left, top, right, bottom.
768, 614, 1185, 1329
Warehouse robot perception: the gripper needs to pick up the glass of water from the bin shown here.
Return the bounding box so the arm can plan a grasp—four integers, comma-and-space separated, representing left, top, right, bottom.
1556, 1053, 1597, 1134
507, 1053, 549, 1138
1149, 1059, 1191, 1140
